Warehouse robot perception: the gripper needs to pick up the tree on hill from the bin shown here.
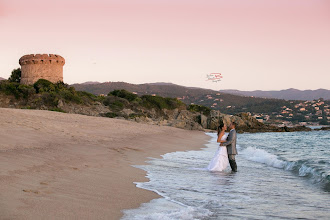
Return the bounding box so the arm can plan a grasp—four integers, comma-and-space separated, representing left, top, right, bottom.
8, 68, 21, 83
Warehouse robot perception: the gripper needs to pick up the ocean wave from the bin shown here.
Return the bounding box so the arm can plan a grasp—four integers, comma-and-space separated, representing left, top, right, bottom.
241, 146, 330, 191
284, 160, 330, 191
241, 147, 286, 168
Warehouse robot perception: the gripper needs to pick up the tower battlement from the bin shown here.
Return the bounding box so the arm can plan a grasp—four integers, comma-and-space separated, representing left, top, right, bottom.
19, 54, 65, 65
19, 54, 65, 85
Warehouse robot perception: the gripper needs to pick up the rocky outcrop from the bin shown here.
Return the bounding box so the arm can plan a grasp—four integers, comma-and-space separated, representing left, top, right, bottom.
217, 112, 311, 133
58, 100, 110, 116
314, 126, 330, 131
131, 109, 203, 130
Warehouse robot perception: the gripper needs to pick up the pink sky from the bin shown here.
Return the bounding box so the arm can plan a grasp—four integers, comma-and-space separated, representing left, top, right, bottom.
1, 0, 329, 90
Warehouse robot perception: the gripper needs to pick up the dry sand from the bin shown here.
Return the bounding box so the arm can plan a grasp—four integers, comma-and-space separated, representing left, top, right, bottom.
0, 108, 209, 220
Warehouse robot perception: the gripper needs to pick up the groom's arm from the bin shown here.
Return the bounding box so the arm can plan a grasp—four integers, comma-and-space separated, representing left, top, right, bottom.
221, 131, 236, 146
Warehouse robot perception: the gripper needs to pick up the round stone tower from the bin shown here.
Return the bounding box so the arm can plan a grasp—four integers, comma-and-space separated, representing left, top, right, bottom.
19, 54, 65, 85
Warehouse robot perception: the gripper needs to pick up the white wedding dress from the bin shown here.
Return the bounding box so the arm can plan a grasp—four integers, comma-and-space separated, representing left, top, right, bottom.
207, 133, 229, 171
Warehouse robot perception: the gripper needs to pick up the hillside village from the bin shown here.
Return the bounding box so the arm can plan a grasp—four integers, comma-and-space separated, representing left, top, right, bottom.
252, 99, 330, 126
177, 92, 330, 126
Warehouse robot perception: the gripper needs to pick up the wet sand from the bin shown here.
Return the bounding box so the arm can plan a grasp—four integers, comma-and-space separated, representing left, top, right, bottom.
0, 108, 209, 219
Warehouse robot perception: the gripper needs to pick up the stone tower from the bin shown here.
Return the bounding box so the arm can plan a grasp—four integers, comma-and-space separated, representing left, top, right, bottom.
19, 54, 65, 85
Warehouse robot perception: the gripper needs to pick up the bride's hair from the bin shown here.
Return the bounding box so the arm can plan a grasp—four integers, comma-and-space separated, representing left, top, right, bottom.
217, 122, 225, 135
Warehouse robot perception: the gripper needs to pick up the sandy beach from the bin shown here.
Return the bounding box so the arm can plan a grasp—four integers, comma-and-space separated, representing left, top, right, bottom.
0, 108, 209, 219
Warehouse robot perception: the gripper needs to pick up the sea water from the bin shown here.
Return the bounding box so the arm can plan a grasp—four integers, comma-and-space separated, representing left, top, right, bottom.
122, 131, 330, 219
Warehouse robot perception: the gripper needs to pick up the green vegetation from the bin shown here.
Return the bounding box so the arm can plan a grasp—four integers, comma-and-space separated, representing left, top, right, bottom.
319, 119, 329, 125
108, 89, 139, 102
106, 89, 186, 111
188, 104, 211, 116
103, 90, 187, 115
129, 113, 144, 119
103, 95, 127, 110
0, 78, 99, 109
8, 68, 21, 83
0, 81, 35, 99
141, 95, 185, 110
103, 112, 119, 118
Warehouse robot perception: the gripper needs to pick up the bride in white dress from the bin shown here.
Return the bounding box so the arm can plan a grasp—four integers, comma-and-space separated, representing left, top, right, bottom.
207, 123, 229, 171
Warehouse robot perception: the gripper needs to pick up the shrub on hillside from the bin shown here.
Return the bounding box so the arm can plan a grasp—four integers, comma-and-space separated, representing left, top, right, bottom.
103, 95, 127, 110
33, 79, 97, 105
141, 95, 185, 110
103, 112, 119, 118
17, 84, 36, 99
33, 79, 56, 93
188, 104, 211, 116
0, 80, 36, 99
108, 89, 139, 102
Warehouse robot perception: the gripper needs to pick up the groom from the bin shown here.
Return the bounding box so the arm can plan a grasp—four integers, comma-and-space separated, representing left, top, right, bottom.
221, 122, 238, 172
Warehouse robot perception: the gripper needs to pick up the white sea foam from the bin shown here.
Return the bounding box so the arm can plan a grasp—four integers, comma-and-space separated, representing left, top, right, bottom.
240, 147, 286, 168
240, 147, 329, 186
122, 198, 213, 220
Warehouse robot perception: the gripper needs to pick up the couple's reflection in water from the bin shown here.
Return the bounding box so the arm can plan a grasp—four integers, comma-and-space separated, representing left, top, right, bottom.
210, 169, 238, 186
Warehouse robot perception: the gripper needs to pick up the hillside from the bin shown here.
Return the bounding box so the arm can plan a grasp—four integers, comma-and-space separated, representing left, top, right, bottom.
71, 82, 291, 113
0, 77, 5, 81
220, 88, 330, 101
72, 82, 330, 125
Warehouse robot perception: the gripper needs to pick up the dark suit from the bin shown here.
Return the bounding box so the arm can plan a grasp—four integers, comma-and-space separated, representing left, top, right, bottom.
222, 129, 238, 171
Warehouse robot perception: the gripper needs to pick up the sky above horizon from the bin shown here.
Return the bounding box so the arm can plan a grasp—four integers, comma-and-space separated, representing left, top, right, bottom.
1, 0, 329, 91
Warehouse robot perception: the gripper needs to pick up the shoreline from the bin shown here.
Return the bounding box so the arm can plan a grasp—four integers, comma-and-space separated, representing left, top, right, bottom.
0, 108, 209, 219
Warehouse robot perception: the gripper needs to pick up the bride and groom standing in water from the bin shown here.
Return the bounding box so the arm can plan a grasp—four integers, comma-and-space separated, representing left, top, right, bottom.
207, 121, 238, 172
